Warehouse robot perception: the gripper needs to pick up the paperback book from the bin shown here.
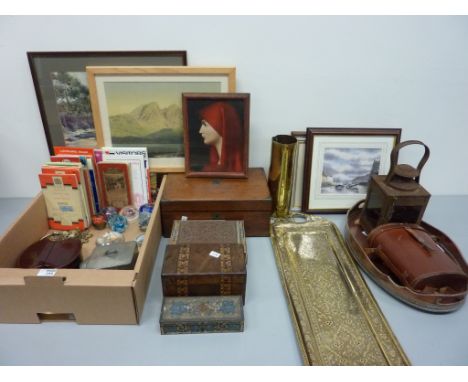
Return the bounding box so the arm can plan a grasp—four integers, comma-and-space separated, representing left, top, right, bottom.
39, 172, 87, 231
53, 146, 100, 213
97, 162, 132, 210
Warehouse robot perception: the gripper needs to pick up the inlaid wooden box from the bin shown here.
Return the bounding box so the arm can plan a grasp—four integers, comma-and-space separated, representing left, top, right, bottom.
161, 243, 247, 302
160, 295, 244, 335
160, 168, 272, 237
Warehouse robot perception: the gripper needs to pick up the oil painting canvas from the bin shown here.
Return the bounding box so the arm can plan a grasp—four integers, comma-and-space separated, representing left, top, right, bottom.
103, 81, 221, 163
183, 93, 250, 178
87, 67, 236, 172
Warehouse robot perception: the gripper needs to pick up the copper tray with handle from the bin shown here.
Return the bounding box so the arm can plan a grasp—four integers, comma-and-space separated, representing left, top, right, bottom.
346, 200, 468, 313
270, 214, 410, 366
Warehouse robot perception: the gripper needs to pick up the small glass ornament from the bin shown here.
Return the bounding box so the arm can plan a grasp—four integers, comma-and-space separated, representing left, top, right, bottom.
119, 205, 139, 222
92, 214, 107, 230
138, 203, 154, 231
135, 234, 145, 248
139, 203, 154, 214
96, 231, 125, 246
107, 214, 128, 233
102, 206, 118, 221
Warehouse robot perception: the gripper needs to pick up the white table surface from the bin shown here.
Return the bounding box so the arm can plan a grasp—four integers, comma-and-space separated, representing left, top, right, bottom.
0, 196, 467, 366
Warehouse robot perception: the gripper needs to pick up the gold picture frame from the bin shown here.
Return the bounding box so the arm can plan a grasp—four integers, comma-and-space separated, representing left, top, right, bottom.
87, 66, 236, 172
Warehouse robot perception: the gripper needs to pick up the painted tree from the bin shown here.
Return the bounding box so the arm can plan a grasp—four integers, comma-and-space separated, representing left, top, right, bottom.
51, 72, 91, 115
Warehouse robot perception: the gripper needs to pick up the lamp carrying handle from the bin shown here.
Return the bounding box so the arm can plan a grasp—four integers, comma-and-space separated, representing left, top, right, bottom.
385, 140, 430, 187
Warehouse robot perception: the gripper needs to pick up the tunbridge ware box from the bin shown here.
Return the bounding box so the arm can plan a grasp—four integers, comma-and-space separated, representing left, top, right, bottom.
0, 178, 166, 324
160, 168, 272, 237
160, 295, 244, 335
161, 243, 247, 302
169, 220, 246, 254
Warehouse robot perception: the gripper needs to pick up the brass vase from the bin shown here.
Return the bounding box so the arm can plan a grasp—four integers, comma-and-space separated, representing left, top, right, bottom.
268, 135, 297, 217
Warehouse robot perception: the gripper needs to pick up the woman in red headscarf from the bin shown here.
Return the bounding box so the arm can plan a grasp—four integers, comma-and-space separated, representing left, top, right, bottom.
198, 101, 244, 173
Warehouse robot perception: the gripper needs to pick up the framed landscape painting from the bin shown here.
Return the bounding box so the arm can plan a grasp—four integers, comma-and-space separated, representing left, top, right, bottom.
87, 66, 236, 172
27, 51, 187, 154
302, 128, 401, 214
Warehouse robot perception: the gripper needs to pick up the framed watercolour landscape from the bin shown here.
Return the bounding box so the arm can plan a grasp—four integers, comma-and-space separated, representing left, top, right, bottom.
302, 128, 401, 214
27, 51, 187, 154
183, 93, 250, 178
87, 66, 236, 172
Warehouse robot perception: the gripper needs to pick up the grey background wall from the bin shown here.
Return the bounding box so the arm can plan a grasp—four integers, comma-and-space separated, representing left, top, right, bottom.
0, 16, 467, 198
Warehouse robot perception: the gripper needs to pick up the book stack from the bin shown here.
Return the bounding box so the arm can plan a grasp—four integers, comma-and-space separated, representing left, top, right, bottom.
39, 159, 91, 231
39, 146, 152, 231
52, 147, 100, 215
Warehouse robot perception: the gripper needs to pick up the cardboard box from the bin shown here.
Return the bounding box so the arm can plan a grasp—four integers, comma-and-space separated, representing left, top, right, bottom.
0, 178, 166, 324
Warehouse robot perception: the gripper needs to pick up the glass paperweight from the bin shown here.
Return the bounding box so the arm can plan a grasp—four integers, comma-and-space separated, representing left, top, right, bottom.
138, 203, 154, 231
135, 234, 145, 248
102, 206, 118, 221
107, 214, 128, 233
91, 214, 107, 230
119, 205, 139, 222
96, 231, 125, 247
81, 241, 138, 270
139, 203, 154, 214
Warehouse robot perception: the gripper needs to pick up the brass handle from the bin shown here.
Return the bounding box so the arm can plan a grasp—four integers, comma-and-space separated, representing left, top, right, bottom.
290, 213, 311, 223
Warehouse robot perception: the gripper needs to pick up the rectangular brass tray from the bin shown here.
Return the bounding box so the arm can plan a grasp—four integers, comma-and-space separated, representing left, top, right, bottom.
270, 214, 410, 365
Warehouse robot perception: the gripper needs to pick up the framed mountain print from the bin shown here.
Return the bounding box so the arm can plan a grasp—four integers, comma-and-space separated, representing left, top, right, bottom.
87, 66, 236, 172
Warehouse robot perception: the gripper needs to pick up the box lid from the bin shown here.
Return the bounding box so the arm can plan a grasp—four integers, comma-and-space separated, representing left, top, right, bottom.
162, 243, 246, 277
160, 295, 243, 323
169, 220, 246, 252
160, 167, 271, 211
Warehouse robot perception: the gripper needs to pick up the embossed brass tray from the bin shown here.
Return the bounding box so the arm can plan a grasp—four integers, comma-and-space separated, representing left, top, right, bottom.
270, 214, 410, 365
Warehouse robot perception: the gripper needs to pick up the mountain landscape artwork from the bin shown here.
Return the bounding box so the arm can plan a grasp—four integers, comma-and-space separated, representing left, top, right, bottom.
320, 147, 381, 195
103, 81, 221, 159
109, 101, 184, 158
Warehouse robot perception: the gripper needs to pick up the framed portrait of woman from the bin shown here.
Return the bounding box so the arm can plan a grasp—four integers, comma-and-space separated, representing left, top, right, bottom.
182, 93, 250, 178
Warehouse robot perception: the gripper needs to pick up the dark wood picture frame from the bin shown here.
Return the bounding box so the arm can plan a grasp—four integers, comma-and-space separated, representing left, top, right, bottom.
27, 51, 187, 154
302, 127, 401, 214
182, 93, 250, 178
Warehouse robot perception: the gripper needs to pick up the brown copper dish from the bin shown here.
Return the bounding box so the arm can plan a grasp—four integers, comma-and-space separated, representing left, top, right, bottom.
346, 200, 468, 313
